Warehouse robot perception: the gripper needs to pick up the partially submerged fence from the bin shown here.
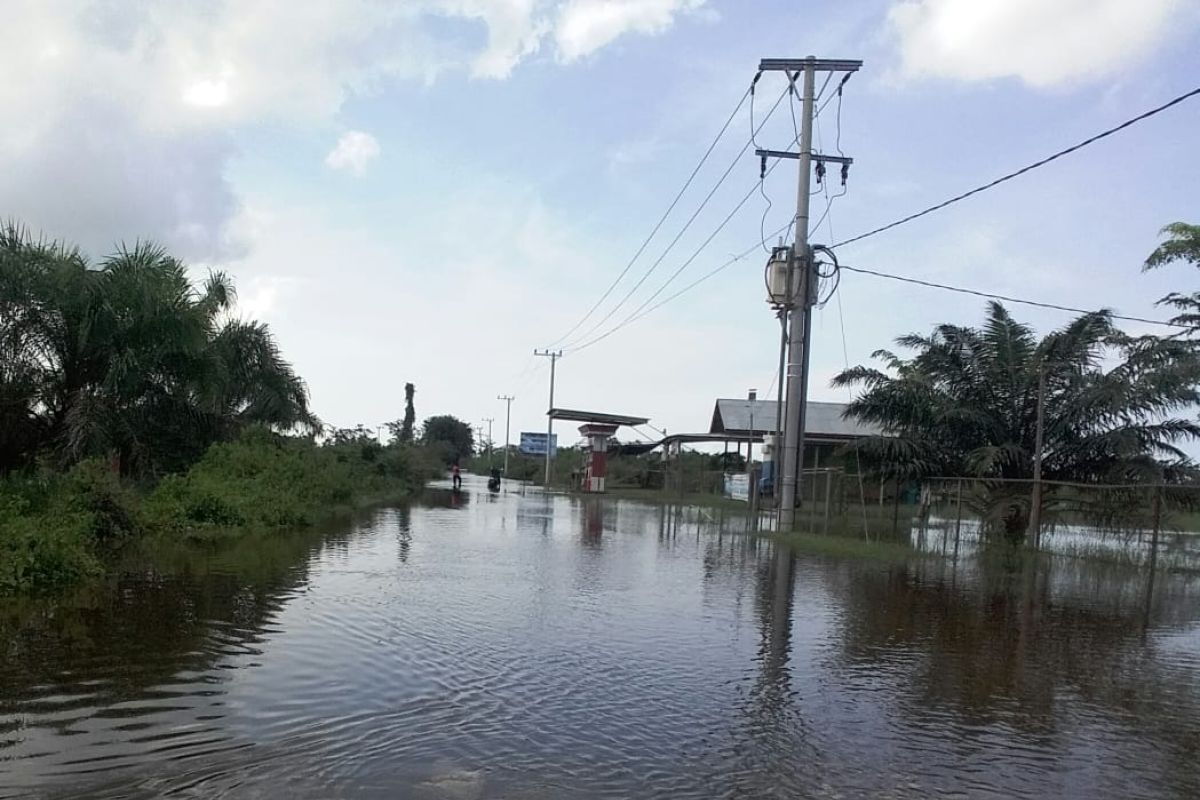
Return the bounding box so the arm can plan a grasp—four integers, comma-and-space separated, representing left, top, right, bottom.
786, 471, 1200, 572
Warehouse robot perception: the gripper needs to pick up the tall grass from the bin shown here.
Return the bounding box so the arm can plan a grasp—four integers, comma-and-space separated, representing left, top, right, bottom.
0, 429, 439, 595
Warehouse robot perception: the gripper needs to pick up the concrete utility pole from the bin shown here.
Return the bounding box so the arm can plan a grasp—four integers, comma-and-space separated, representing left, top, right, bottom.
482, 417, 494, 464
497, 395, 514, 477
757, 56, 861, 531
533, 349, 562, 487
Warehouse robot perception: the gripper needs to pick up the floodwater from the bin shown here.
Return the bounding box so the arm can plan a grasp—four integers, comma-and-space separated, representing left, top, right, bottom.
3, 477, 1199, 799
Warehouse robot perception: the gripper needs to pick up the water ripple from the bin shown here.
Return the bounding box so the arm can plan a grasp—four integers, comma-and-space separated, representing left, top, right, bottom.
1, 488, 1198, 798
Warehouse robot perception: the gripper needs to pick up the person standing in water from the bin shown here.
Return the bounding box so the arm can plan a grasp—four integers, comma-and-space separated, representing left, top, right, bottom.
451, 462, 462, 490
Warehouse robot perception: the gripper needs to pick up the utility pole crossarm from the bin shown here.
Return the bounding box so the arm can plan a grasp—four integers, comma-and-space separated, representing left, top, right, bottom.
756, 149, 853, 166
758, 58, 862, 73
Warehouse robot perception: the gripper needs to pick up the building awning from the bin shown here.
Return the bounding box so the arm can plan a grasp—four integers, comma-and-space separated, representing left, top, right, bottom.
661, 432, 762, 446
548, 407, 650, 427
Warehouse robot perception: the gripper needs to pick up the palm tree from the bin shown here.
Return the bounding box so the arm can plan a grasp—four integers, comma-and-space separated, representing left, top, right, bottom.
1143, 222, 1200, 332
833, 302, 1200, 540
0, 222, 318, 476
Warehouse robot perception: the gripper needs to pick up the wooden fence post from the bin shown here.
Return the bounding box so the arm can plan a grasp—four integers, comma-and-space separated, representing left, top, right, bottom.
953, 478, 964, 562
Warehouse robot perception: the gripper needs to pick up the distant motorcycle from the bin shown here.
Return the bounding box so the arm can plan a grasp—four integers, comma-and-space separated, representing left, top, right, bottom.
487, 469, 502, 493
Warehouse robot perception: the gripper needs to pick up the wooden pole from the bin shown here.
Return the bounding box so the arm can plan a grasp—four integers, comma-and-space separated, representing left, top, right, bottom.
1027, 365, 1047, 549
749, 463, 761, 531
1148, 485, 1162, 575
1144, 485, 1163, 631
892, 476, 901, 537
823, 469, 832, 535
953, 478, 964, 562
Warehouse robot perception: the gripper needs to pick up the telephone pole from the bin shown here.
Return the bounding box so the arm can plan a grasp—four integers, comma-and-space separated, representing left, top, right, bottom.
482, 417, 494, 464
757, 56, 861, 531
533, 349, 562, 488
497, 395, 514, 477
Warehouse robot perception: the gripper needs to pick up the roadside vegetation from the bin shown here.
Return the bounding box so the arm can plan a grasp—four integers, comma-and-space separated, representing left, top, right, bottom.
836, 222, 1200, 543
0, 224, 458, 594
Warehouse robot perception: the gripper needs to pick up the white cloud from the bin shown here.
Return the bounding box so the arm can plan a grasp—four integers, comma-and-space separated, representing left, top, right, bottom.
182, 71, 234, 108
326, 131, 382, 175
436, 0, 549, 79
887, 0, 1184, 87
0, 0, 708, 261
555, 0, 706, 62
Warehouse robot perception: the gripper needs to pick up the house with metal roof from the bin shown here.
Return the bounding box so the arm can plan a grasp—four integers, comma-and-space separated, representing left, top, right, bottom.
709, 398, 883, 474
709, 399, 882, 443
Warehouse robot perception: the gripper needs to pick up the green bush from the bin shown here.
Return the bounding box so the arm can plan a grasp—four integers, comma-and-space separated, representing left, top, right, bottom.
144, 428, 433, 535
61, 461, 142, 541
0, 465, 125, 594
1, 428, 437, 594
0, 513, 101, 593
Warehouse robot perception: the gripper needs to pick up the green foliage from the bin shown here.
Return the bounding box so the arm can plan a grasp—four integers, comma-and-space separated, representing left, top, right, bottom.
420, 415, 474, 465
0, 461, 137, 594
835, 301, 1200, 539
1143, 222, 1200, 333
0, 430, 439, 594
1144, 222, 1200, 272
469, 446, 586, 486
60, 461, 142, 541
383, 384, 418, 446
401, 383, 416, 443
0, 514, 101, 594
144, 428, 427, 533
775, 530, 915, 562
0, 222, 317, 477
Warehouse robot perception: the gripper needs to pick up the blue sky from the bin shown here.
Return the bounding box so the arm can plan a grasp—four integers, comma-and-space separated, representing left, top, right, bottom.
3, 0, 1200, 446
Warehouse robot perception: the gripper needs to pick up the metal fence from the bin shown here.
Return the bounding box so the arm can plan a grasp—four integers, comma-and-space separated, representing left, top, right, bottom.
784, 471, 1200, 572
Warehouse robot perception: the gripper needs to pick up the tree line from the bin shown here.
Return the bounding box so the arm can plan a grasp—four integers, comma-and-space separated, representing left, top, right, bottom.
0, 223, 316, 476
0, 222, 483, 478
837, 222, 1200, 539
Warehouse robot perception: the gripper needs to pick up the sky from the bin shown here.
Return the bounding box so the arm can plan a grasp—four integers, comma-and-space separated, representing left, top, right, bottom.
3, 0, 1200, 448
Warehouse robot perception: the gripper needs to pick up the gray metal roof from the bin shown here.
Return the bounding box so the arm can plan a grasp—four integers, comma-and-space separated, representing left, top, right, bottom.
548, 407, 650, 426
709, 399, 882, 440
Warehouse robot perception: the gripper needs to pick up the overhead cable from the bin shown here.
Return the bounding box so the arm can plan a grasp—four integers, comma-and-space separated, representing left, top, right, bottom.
831, 85, 1200, 250
544, 87, 751, 348
561, 84, 791, 349
840, 264, 1185, 328
569, 222, 793, 353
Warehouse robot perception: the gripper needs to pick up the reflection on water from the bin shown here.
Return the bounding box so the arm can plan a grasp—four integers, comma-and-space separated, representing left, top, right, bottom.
2, 475, 1199, 799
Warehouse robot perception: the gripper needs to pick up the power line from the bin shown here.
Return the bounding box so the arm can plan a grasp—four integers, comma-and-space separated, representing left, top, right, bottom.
545, 87, 752, 348
575, 130, 809, 351
562, 84, 790, 349
563, 72, 858, 355
568, 221, 792, 353
815, 71, 853, 120
831, 84, 1200, 250
561, 84, 1196, 356
839, 264, 1184, 328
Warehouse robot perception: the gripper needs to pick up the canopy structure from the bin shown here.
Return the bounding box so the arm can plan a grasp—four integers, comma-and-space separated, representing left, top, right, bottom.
548, 408, 650, 427
660, 432, 761, 447
547, 408, 651, 493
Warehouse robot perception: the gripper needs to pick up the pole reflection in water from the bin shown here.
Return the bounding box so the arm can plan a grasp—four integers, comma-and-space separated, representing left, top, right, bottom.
583, 497, 604, 545
763, 543, 797, 691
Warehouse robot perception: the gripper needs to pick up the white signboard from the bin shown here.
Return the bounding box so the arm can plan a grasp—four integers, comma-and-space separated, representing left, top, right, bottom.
724, 473, 750, 502
519, 432, 558, 457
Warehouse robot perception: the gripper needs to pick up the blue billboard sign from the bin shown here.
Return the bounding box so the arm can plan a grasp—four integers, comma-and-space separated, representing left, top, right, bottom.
519, 432, 558, 457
